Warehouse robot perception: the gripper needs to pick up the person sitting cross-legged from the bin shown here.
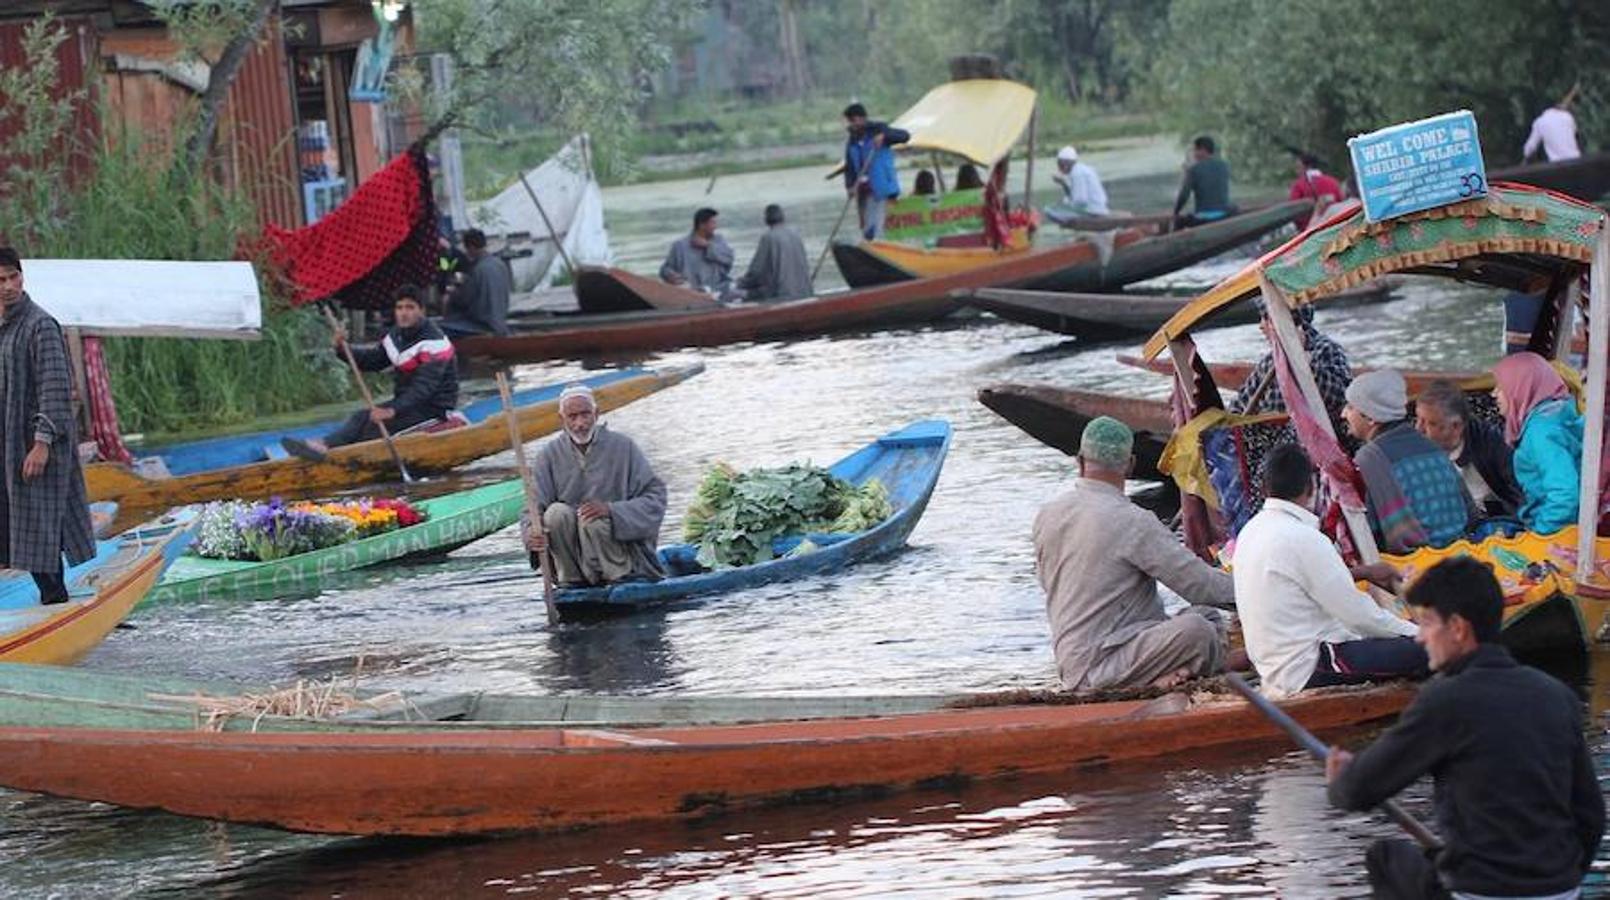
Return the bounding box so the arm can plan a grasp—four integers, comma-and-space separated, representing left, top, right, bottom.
1033, 416, 1235, 693
521, 384, 666, 587
1232, 444, 1426, 699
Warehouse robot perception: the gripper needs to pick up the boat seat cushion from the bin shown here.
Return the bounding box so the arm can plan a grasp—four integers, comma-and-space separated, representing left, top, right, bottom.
398, 411, 471, 436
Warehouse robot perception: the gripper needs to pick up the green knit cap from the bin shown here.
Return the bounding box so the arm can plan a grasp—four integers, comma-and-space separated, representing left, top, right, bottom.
1079, 416, 1133, 467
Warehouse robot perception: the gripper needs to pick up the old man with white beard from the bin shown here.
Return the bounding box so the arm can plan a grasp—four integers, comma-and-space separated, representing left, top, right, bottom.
521, 384, 667, 585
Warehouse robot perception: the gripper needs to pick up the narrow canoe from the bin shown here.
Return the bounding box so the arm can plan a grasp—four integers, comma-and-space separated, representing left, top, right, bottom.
976, 384, 1177, 480
454, 236, 1172, 364
0, 678, 1413, 836
552, 420, 952, 619
962, 277, 1399, 341
834, 202, 1306, 293
832, 225, 1038, 285
143, 480, 526, 605
87, 365, 703, 524
1048, 211, 1173, 232
0, 512, 194, 666
574, 266, 722, 313
1489, 153, 1610, 202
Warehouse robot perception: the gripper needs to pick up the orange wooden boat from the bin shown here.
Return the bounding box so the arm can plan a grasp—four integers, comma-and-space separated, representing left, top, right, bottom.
0, 683, 1410, 836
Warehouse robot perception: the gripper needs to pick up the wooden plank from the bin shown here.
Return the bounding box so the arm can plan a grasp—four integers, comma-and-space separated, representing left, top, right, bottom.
1575, 222, 1610, 587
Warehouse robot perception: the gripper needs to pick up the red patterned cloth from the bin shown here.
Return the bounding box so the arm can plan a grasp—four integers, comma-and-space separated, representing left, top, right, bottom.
82, 336, 132, 465
263, 146, 438, 309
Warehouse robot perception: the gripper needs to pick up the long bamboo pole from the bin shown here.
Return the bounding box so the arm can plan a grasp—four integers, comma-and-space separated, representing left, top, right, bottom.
812, 141, 878, 282
496, 370, 557, 624
1021, 102, 1038, 211
321, 304, 413, 483
518, 172, 576, 280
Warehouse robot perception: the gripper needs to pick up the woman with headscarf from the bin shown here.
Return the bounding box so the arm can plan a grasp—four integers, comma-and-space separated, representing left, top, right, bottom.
1492, 352, 1583, 534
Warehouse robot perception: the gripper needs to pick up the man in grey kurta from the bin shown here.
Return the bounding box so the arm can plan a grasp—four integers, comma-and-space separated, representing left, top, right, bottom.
522, 384, 666, 585
440, 228, 512, 338
660, 207, 736, 299
1032, 416, 1233, 692
736, 205, 813, 301
0, 249, 95, 605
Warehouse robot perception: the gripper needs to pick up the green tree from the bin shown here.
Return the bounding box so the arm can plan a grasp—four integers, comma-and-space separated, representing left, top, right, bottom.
1154, 0, 1603, 182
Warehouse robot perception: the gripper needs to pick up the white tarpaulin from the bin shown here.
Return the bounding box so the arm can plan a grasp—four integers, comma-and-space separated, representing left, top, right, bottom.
469, 134, 614, 290
23, 259, 262, 340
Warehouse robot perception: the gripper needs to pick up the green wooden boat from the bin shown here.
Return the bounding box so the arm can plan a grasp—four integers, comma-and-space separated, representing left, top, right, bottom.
0, 662, 956, 734
143, 480, 526, 605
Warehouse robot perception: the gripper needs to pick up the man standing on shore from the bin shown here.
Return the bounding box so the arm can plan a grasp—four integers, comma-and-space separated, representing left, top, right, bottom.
0, 248, 95, 605
842, 103, 911, 240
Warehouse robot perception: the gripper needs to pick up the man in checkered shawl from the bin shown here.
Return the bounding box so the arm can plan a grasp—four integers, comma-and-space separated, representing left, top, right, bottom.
0, 248, 94, 604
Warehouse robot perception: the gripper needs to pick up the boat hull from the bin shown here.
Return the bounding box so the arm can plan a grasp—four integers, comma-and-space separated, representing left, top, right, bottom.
86, 366, 701, 525
1490, 153, 1610, 202
836, 226, 1037, 287
966, 279, 1398, 340
0, 515, 193, 665
552, 420, 951, 617
977, 384, 1174, 479
145, 480, 525, 605
0, 685, 1412, 836
574, 266, 721, 313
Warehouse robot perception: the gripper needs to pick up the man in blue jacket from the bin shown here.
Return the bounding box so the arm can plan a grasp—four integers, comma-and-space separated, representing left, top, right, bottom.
842, 103, 911, 240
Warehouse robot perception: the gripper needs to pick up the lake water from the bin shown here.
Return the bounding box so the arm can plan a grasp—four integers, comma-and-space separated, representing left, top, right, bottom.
3, 160, 1607, 898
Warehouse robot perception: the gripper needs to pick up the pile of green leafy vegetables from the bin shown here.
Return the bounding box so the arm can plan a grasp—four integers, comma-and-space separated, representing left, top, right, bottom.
683, 463, 893, 569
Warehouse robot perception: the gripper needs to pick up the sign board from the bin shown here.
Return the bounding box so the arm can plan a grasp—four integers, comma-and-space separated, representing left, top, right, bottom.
1348, 110, 1486, 223
24, 260, 262, 340
883, 188, 986, 245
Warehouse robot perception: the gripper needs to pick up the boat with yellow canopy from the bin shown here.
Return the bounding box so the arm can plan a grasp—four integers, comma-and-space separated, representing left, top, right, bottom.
831, 77, 1041, 285
1142, 178, 1610, 655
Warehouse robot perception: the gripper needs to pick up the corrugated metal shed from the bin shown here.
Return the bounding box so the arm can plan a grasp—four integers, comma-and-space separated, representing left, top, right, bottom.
225, 18, 303, 228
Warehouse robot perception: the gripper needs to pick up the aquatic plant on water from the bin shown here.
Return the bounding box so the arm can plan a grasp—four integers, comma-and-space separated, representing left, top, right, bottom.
682, 463, 892, 569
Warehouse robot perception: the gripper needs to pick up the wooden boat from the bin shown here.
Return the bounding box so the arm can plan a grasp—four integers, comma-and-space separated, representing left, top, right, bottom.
454, 238, 1188, 364
144, 480, 525, 606
1138, 183, 1610, 651
1490, 153, 1610, 202
574, 266, 721, 313
554, 420, 951, 619
1116, 354, 1484, 395
86, 365, 702, 523
834, 226, 1039, 283
836, 201, 1307, 292
1048, 211, 1173, 232
976, 384, 1178, 480
0, 512, 194, 665
961, 277, 1399, 340
0, 665, 1413, 836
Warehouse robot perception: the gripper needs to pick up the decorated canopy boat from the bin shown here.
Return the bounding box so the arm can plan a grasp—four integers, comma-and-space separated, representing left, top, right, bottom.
1140, 145, 1610, 652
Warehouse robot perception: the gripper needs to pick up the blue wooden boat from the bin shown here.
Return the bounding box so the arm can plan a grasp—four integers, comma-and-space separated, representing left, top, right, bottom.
552, 420, 953, 618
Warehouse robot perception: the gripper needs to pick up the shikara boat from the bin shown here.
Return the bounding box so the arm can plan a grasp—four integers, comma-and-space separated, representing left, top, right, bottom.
976, 384, 1178, 480
1141, 182, 1610, 651
454, 238, 1178, 364
1489, 153, 1610, 203
960, 277, 1399, 341
837, 201, 1307, 292
1115, 353, 1483, 395
144, 480, 525, 606
0, 661, 1413, 837
86, 365, 702, 521
574, 266, 721, 314
830, 77, 1045, 285
553, 420, 951, 619
0, 512, 194, 665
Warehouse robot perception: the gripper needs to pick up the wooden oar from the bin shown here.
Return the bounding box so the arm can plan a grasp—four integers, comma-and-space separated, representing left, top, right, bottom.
320, 304, 413, 483
495, 370, 557, 625
1225, 673, 1443, 851
811, 139, 879, 281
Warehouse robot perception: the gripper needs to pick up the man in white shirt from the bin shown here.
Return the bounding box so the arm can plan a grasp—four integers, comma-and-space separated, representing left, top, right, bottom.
1523, 91, 1581, 163
1231, 444, 1426, 698
1048, 145, 1110, 218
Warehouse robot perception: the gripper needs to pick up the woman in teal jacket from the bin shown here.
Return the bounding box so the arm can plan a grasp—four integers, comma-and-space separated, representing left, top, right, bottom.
1492, 352, 1583, 534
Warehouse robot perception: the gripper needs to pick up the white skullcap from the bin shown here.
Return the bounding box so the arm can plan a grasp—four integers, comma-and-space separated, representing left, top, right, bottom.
1057, 146, 1078, 163
558, 383, 597, 410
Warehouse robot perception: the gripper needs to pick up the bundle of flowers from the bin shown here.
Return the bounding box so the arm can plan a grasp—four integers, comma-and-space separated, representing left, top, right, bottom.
191, 496, 430, 561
